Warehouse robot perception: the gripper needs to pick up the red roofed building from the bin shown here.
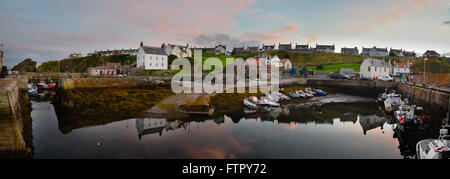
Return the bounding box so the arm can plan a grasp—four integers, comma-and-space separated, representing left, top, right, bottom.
393, 62, 410, 76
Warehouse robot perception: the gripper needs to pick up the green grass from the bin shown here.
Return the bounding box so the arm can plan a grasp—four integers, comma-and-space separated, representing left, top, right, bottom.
304, 63, 361, 72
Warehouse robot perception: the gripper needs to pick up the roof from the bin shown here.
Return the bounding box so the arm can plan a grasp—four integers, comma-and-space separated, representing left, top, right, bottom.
246, 59, 260, 66
263, 44, 275, 47
363, 58, 391, 67
316, 44, 335, 49
295, 44, 309, 49
362, 46, 388, 52
280, 59, 291, 64
424, 50, 440, 56
339, 68, 355, 74
142, 46, 167, 55
394, 63, 408, 68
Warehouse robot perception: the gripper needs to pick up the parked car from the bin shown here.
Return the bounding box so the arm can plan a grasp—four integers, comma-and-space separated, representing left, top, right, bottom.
360, 77, 371, 81
379, 75, 393, 82
330, 73, 348, 79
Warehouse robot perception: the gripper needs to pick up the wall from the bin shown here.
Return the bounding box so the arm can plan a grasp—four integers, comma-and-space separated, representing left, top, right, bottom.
0, 78, 32, 157
61, 77, 171, 90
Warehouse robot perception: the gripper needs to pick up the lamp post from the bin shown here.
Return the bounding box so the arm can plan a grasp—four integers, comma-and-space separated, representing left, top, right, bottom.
424, 58, 427, 85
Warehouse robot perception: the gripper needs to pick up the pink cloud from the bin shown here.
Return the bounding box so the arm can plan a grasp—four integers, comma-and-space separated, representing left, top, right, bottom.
346, 0, 449, 32
242, 22, 301, 43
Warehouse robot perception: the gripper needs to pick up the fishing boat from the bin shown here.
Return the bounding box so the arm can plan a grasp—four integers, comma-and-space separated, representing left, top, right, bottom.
265, 93, 280, 103
28, 83, 38, 95
299, 90, 313, 98
416, 116, 450, 159
383, 92, 404, 114
394, 104, 430, 132
37, 80, 56, 89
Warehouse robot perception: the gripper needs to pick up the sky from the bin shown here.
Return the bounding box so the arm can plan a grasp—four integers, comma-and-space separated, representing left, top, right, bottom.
0, 0, 449, 67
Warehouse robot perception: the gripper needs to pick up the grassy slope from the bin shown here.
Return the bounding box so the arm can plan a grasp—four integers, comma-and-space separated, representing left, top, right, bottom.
38, 54, 136, 73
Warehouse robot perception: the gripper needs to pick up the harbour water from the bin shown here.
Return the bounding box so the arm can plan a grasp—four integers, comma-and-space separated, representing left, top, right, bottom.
28, 93, 440, 159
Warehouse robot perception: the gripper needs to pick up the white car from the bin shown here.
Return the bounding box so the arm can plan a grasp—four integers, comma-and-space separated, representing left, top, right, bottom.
379, 76, 393, 82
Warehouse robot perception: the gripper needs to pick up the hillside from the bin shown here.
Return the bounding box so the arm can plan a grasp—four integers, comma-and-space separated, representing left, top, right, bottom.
38, 54, 136, 73
233, 51, 365, 67
12, 58, 37, 73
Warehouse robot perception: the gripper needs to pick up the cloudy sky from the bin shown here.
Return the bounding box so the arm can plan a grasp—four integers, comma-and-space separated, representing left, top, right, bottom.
0, 0, 449, 67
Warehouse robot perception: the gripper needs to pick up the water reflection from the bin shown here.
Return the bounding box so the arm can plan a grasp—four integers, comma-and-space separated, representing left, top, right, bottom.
26, 98, 441, 159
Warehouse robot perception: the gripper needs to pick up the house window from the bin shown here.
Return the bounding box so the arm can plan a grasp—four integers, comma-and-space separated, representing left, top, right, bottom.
368, 66, 370, 72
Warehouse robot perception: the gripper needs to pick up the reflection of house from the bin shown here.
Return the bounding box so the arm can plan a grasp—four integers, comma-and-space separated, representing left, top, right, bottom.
135, 118, 190, 139
136, 118, 167, 139
358, 115, 386, 135
137, 41, 169, 70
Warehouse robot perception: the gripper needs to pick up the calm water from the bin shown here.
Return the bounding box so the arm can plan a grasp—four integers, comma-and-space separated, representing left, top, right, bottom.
29, 96, 435, 159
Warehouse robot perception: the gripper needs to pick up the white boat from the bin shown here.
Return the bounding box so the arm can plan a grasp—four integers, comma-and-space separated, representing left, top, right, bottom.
260, 97, 280, 107
271, 92, 290, 101
243, 98, 259, 109
394, 104, 430, 132
384, 92, 404, 113
305, 88, 316, 95
265, 93, 280, 103
416, 111, 450, 159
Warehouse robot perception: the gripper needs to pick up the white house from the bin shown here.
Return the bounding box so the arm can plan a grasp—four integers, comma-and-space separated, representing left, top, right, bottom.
135, 118, 167, 139
360, 58, 392, 79
137, 42, 169, 70
393, 62, 410, 76
163, 44, 192, 58
259, 55, 282, 68
280, 59, 293, 70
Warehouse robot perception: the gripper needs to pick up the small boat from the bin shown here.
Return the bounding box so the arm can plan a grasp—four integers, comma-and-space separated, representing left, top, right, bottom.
260, 97, 280, 107
37, 80, 56, 89
313, 89, 328, 96
244, 98, 259, 109
304, 88, 316, 95
271, 92, 290, 101
298, 90, 313, 98
416, 114, 450, 159
28, 85, 38, 95
265, 93, 280, 103
383, 92, 404, 114
289, 92, 302, 98
394, 104, 430, 132
377, 89, 388, 103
